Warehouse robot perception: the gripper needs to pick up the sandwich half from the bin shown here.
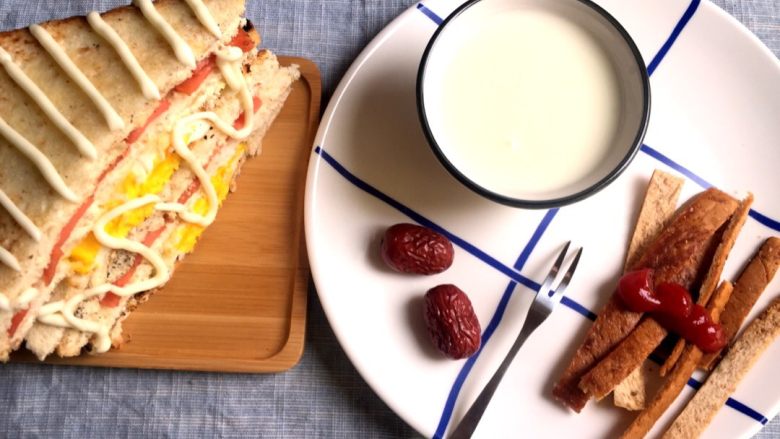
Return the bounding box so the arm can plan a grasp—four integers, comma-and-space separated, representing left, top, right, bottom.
0, 0, 299, 360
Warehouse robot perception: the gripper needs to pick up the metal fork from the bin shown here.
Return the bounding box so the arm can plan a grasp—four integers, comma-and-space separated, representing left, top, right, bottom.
449, 242, 583, 439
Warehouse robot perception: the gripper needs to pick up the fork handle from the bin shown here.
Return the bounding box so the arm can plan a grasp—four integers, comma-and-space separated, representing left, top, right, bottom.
449, 312, 544, 439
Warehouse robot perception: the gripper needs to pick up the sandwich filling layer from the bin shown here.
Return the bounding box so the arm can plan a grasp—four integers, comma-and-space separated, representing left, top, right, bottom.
0, 0, 299, 360
32, 50, 292, 356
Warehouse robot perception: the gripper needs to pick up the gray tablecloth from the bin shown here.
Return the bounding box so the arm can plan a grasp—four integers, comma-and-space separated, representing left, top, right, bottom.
0, 1, 778, 438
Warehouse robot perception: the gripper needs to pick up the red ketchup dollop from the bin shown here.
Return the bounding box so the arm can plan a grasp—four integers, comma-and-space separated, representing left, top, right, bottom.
617, 269, 726, 353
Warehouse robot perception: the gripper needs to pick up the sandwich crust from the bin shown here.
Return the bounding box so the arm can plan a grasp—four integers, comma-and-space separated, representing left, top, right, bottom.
0, 0, 246, 360
23, 47, 300, 359
0, 0, 244, 303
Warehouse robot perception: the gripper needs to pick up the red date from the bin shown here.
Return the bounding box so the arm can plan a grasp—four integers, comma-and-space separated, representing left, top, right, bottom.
381, 223, 454, 275
424, 284, 481, 359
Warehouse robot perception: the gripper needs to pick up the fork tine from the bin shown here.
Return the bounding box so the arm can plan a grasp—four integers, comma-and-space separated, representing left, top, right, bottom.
548, 247, 583, 299
537, 241, 570, 296
449, 242, 583, 438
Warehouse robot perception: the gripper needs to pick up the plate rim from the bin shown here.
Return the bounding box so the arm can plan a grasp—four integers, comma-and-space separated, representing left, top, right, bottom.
304, 0, 780, 436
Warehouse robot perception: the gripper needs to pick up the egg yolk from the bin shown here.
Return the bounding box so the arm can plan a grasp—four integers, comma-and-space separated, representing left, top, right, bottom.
68, 152, 180, 274
172, 144, 246, 253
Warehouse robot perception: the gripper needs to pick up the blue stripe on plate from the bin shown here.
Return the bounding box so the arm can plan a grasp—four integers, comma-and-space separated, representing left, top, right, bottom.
687, 377, 702, 390
639, 144, 713, 189
416, 3, 444, 26
432, 281, 518, 439
432, 208, 560, 438
560, 296, 597, 321
647, 0, 701, 75
313, 146, 769, 427
314, 146, 540, 290
749, 209, 780, 233
685, 379, 768, 424
727, 398, 770, 425
514, 208, 559, 270
640, 144, 780, 232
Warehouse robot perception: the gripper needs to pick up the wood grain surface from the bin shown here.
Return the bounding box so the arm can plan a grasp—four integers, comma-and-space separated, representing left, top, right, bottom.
12, 57, 320, 373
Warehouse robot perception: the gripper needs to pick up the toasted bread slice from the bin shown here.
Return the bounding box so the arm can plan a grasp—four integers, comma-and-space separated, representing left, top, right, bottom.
23, 48, 299, 359
21, 25, 265, 359
620, 280, 734, 439
664, 297, 780, 438
58, 53, 299, 358
614, 170, 684, 410
700, 237, 780, 369
553, 188, 739, 412
0, 0, 246, 360
660, 194, 753, 376
624, 170, 685, 272
579, 197, 745, 402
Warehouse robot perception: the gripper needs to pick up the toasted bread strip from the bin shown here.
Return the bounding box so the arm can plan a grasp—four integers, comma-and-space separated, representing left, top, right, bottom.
700, 237, 780, 370
614, 170, 684, 410
614, 366, 652, 411
620, 281, 734, 439
696, 195, 754, 309
624, 171, 685, 272
660, 194, 753, 376
577, 190, 741, 401
579, 317, 666, 400
552, 300, 637, 412
553, 188, 739, 412
664, 297, 780, 439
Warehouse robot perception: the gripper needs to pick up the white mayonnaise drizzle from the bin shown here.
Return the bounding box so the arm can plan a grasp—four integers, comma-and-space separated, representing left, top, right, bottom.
0, 188, 41, 242
33, 32, 257, 353
183, 0, 222, 38
90, 195, 171, 296
0, 190, 40, 305
134, 0, 197, 68
0, 186, 36, 281
86, 12, 161, 101
0, 247, 21, 274
3, 287, 40, 312
157, 47, 253, 227
2, 1, 238, 332
29, 24, 125, 131
0, 294, 10, 312
37, 301, 64, 323
16, 288, 38, 308
0, 47, 97, 160
0, 116, 79, 203
37, 194, 171, 352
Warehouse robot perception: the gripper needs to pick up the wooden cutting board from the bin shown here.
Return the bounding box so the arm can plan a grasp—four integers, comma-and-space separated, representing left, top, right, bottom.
13, 57, 320, 373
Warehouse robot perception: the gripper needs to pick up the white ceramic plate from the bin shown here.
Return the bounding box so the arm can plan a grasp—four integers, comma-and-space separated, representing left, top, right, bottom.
304, 0, 780, 437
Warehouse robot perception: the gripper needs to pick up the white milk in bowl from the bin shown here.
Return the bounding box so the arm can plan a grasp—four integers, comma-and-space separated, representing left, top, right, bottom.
420, 0, 649, 206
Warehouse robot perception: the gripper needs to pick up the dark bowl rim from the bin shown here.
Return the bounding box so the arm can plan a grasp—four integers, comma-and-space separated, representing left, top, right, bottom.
416, 0, 652, 209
